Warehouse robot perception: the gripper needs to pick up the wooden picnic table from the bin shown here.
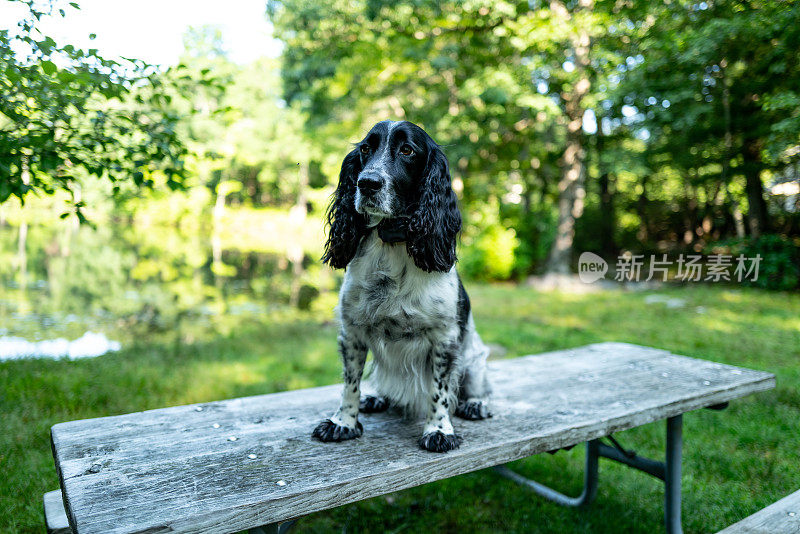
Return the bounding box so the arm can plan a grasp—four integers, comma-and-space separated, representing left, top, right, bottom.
48, 342, 775, 534
717, 490, 800, 534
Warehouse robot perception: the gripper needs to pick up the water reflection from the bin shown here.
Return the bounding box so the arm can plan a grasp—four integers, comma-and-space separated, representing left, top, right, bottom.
0, 216, 333, 357
0, 331, 121, 361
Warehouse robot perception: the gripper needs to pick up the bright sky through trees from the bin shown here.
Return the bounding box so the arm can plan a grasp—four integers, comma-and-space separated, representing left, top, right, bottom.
0, 0, 282, 66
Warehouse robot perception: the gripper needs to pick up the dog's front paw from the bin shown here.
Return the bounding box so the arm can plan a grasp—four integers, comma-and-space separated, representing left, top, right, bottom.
455, 400, 492, 420
418, 431, 462, 452
359, 395, 389, 413
311, 419, 363, 442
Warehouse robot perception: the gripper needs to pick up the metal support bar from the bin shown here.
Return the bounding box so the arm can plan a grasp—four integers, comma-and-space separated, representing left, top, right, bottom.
494, 440, 599, 507
248, 519, 296, 534
495, 415, 684, 533
665, 415, 683, 534
596, 441, 665, 480
605, 434, 635, 457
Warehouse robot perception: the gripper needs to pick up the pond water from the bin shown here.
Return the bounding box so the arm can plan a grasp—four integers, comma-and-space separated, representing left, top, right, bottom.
0, 216, 335, 360
0, 331, 121, 361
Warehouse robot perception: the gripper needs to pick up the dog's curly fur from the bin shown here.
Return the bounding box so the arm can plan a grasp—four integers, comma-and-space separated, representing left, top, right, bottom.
312, 120, 491, 453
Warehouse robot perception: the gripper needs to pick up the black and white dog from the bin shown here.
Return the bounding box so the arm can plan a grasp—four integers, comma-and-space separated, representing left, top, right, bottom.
312, 120, 491, 453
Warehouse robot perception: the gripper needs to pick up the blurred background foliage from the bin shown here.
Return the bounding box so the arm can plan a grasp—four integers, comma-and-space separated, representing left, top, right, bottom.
1, 0, 799, 343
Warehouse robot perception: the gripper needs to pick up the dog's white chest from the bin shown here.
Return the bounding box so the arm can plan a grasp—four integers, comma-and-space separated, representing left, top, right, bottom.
338, 234, 458, 333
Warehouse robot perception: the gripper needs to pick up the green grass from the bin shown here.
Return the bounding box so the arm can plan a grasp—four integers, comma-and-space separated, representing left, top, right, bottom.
1, 284, 798, 533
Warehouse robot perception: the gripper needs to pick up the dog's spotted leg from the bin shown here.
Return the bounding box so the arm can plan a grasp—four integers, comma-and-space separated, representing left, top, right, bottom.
455, 397, 492, 420
360, 395, 389, 413
312, 332, 367, 442
418, 343, 462, 452
455, 356, 492, 420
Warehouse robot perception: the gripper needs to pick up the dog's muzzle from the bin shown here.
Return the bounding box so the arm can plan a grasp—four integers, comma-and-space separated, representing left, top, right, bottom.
355, 172, 391, 216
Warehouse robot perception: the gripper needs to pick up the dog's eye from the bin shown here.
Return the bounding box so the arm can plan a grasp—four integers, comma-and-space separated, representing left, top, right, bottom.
359, 145, 370, 155
399, 145, 414, 156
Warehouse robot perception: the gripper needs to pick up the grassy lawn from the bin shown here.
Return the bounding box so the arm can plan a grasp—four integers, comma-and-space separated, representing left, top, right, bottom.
1, 284, 798, 533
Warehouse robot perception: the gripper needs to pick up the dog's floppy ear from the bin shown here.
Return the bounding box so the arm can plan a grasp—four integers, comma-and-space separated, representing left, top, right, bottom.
322, 149, 367, 269
406, 144, 462, 272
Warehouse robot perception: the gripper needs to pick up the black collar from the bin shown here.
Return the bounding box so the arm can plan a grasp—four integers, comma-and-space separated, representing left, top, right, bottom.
376, 216, 410, 243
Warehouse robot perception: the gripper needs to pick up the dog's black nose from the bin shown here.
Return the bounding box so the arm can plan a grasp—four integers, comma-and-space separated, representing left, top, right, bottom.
357, 176, 383, 194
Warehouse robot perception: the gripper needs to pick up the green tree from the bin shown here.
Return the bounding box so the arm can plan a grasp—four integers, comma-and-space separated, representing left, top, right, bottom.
270, 0, 643, 275
0, 0, 187, 219
613, 0, 800, 239
159, 26, 321, 211
270, 0, 571, 274
505, 0, 629, 272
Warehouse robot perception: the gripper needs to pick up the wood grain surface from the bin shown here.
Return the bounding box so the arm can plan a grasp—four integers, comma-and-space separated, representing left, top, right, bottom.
50, 342, 775, 534
717, 490, 800, 533
44, 489, 72, 534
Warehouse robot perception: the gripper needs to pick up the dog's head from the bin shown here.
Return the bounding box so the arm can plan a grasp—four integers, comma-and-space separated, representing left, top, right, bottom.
322, 120, 461, 273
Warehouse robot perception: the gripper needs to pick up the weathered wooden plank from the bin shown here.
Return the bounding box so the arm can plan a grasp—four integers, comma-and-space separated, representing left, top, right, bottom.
717, 490, 800, 533
51, 342, 775, 534
44, 490, 72, 534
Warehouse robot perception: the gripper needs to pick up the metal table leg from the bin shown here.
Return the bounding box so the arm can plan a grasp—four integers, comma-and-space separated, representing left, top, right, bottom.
494, 440, 599, 507
665, 414, 683, 534
495, 415, 685, 533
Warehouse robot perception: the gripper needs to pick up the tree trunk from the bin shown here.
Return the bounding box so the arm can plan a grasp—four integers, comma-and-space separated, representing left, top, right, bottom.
545, 0, 593, 274
681, 178, 699, 245
742, 137, 769, 238
18, 155, 30, 289
729, 190, 747, 239
598, 170, 615, 255
17, 221, 28, 290
639, 175, 651, 244
721, 67, 745, 238
288, 161, 309, 308
595, 115, 615, 256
